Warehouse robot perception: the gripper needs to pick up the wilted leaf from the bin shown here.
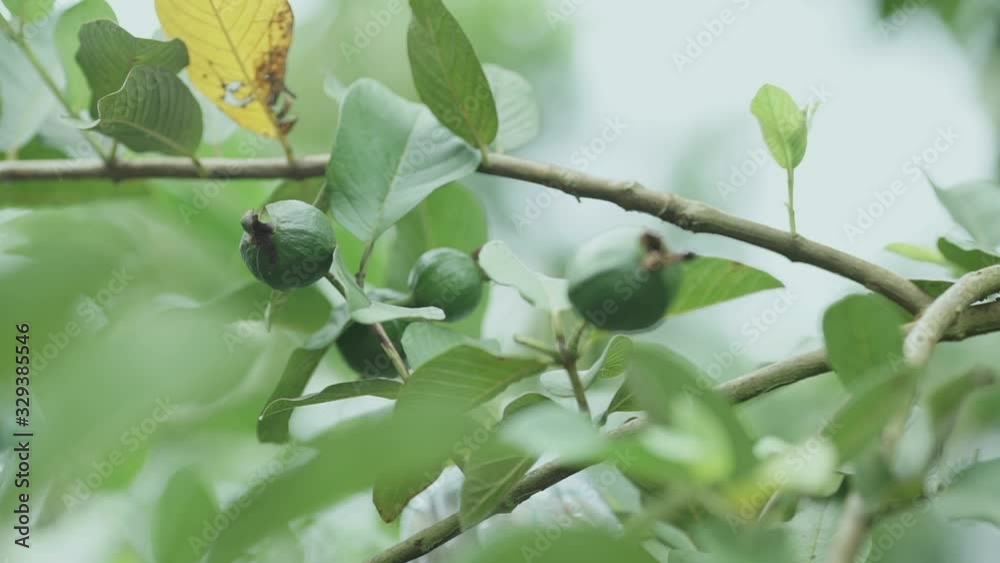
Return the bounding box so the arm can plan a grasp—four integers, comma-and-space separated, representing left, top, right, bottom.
257, 306, 350, 443
76, 19, 188, 116
155, 0, 296, 137
326, 79, 481, 250
477, 240, 571, 312
484, 63, 540, 152
822, 294, 909, 388
54, 0, 117, 113
751, 84, 808, 170
89, 66, 203, 155
668, 257, 784, 316
407, 0, 498, 152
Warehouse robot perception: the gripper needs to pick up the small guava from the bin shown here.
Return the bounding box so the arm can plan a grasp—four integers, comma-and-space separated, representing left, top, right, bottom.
335, 289, 411, 379
239, 200, 336, 291
566, 227, 685, 332
408, 248, 484, 321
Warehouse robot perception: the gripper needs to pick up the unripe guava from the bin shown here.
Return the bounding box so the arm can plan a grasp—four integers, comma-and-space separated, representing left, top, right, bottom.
239, 200, 336, 291
408, 248, 483, 322
335, 289, 411, 379
566, 227, 684, 332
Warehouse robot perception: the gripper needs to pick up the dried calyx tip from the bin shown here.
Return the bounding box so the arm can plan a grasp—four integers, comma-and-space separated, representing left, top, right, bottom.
241, 209, 274, 242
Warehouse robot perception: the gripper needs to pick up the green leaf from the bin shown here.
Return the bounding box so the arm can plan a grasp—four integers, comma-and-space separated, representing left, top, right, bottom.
499, 404, 608, 462
326, 78, 481, 249
76, 20, 188, 116
599, 378, 638, 425
400, 322, 499, 370
265, 178, 329, 210
911, 279, 952, 298
750, 84, 808, 170
786, 499, 847, 563
459, 527, 656, 563
822, 294, 909, 388
932, 179, 1000, 249
385, 183, 488, 289
829, 365, 912, 462
886, 242, 949, 267
210, 409, 477, 562
541, 334, 633, 397
395, 344, 548, 415
153, 468, 218, 563
54, 0, 117, 114
2, 0, 54, 21
90, 65, 203, 156
862, 510, 955, 563
256, 307, 351, 444
926, 368, 995, 447
477, 240, 571, 312
627, 343, 756, 478
259, 378, 402, 419
329, 249, 445, 324
0, 24, 58, 151
668, 256, 784, 316
373, 465, 445, 524
937, 237, 1000, 273
407, 0, 498, 152
484, 63, 540, 151
459, 395, 552, 528
935, 458, 1000, 527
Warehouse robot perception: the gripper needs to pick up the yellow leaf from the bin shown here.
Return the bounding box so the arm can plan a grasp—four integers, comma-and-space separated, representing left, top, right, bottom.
154, 0, 295, 138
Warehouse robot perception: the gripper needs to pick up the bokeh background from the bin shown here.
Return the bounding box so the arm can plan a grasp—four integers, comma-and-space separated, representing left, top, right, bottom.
1, 0, 999, 561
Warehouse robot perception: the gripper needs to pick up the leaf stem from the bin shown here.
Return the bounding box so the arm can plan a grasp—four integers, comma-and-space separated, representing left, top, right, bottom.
555, 333, 590, 419
786, 167, 797, 236
0, 12, 111, 164
512, 334, 560, 361
372, 322, 411, 381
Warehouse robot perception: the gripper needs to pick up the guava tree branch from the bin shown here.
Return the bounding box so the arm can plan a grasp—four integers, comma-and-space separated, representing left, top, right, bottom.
365, 357, 829, 563
0, 153, 932, 313
827, 264, 1000, 563
373, 294, 1000, 563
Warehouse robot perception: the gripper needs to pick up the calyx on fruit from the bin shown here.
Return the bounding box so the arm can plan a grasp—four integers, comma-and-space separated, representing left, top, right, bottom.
239, 200, 336, 291
566, 227, 687, 332
336, 288, 409, 379
408, 248, 483, 322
